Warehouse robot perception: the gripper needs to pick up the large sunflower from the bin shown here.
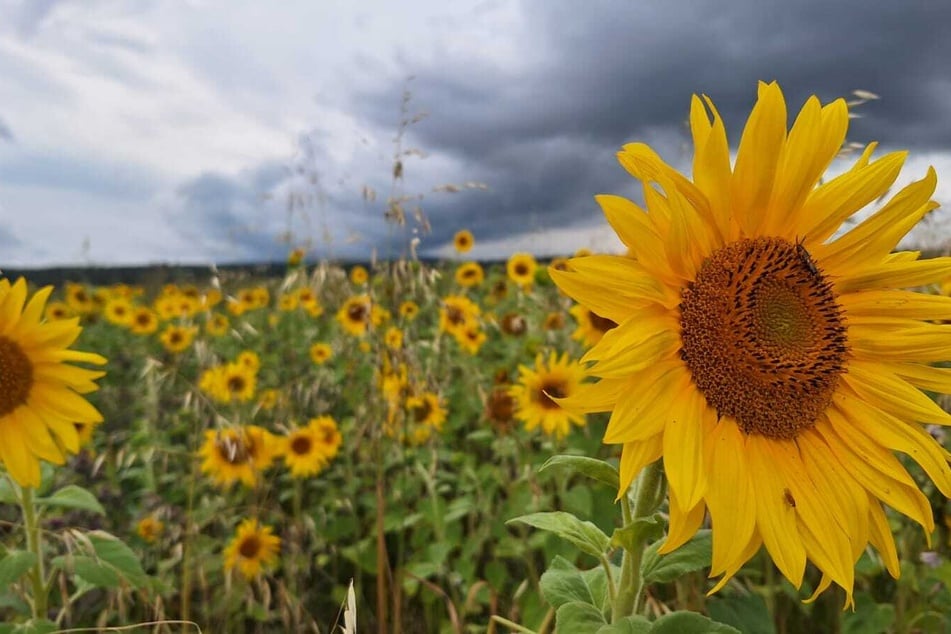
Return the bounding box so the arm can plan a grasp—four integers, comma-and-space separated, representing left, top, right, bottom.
551, 82, 951, 604
223, 518, 281, 580
0, 278, 107, 487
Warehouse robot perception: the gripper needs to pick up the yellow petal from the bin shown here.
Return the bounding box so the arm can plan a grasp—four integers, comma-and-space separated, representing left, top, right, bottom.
617, 438, 663, 500
659, 485, 706, 554
604, 363, 688, 443
662, 387, 712, 510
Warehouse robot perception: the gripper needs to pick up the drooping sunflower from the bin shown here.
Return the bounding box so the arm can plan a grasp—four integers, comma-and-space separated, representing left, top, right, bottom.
223, 518, 281, 580
510, 351, 586, 439
198, 426, 278, 488
0, 278, 107, 487
453, 229, 475, 253
507, 252, 537, 288
455, 261, 485, 287
551, 81, 951, 604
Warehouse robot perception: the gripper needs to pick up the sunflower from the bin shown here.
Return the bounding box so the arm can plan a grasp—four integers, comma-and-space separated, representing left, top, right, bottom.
237, 351, 260, 373
384, 327, 404, 350
510, 351, 586, 439
224, 519, 281, 580
257, 388, 280, 411
569, 304, 619, 347
130, 307, 159, 335
507, 253, 537, 288
350, 265, 369, 285
309, 342, 333, 365
278, 292, 299, 312
198, 426, 278, 488
0, 278, 106, 487
455, 262, 485, 287
44, 300, 73, 321
206, 313, 229, 337
64, 283, 95, 315
73, 420, 99, 448
219, 362, 257, 403
337, 295, 376, 336
543, 312, 565, 331
439, 295, 480, 337
500, 312, 528, 336
136, 516, 164, 543
159, 324, 197, 354
406, 392, 447, 429
399, 300, 420, 320
453, 229, 474, 253
287, 247, 306, 267
455, 326, 487, 355
281, 416, 341, 478
550, 81, 951, 604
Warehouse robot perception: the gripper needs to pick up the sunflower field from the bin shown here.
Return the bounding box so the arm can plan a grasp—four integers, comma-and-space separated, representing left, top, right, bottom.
3, 83, 951, 634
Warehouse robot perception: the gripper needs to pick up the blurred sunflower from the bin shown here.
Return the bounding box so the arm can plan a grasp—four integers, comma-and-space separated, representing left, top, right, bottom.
507, 253, 537, 288
543, 311, 566, 331
159, 324, 197, 354
64, 283, 95, 315
278, 292, 299, 312
224, 519, 281, 580
73, 420, 99, 448
257, 388, 280, 411
309, 342, 333, 365
220, 362, 257, 403
337, 295, 375, 336
44, 300, 73, 321
281, 416, 341, 478
198, 426, 278, 488
136, 516, 164, 544
455, 326, 487, 355
237, 351, 260, 373
384, 327, 404, 350
129, 307, 159, 335
287, 247, 306, 267
510, 352, 586, 439
455, 262, 484, 287
439, 295, 480, 338
399, 300, 420, 320
453, 229, 474, 253
569, 304, 619, 347
205, 313, 229, 337
550, 81, 951, 604
406, 392, 447, 430
0, 278, 106, 487
350, 265, 369, 285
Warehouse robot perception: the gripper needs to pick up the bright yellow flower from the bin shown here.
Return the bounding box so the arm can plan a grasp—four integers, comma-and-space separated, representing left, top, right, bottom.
64, 283, 95, 315
454, 261, 484, 287
453, 229, 474, 253
510, 351, 586, 439
550, 82, 951, 605
198, 426, 278, 488
336, 295, 384, 336
224, 519, 281, 580
439, 295, 480, 338
136, 517, 164, 544
130, 307, 159, 335
384, 327, 403, 350
350, 265, 369, 285
44, 301, 73, 321
399, 300, 419, 320
206, 313, 229, 337
281, 416, 341, 478
287, 247, 306, 267
0, 278, 106, 487
507, 253, 537, 288
159, 324, 197, 354
569, 304, 618, 347
309, 342, 333, 365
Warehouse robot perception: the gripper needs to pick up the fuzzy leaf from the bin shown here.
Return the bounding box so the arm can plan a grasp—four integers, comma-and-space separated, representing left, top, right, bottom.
541, 455, 620, 490
508, 512, 610, 559
640, 530, 712, 584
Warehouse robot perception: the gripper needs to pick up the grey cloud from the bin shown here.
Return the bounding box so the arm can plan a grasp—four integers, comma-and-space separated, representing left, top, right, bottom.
0, 116, 12, 142
0, 226, 21, 248
347, 0, 951, 252
0, 152, 159, 197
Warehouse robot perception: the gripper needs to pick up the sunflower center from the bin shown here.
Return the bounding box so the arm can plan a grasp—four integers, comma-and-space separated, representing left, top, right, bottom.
539, 381, 568, 410
216, 437, 250, 464
679, 237, 848, 439
347, 303, 368, 322
227, 376, 246, 393
290, 435, 312, 455
239, 535, 261, 558
0, 336, 34, 417
515, 264, 528, 276
412, 399, 433, 422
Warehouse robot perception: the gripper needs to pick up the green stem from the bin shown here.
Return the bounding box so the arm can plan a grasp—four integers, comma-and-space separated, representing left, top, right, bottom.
490, 615, 538, 634
20, 485, 48, 620
612, 460, 664, 621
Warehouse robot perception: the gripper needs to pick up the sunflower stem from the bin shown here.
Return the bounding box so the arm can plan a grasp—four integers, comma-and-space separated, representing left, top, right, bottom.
19, 485, 48, 620
612, 460, 664, 622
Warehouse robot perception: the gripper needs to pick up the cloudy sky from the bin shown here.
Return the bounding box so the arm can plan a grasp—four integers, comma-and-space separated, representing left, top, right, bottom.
1, 0, 950, 268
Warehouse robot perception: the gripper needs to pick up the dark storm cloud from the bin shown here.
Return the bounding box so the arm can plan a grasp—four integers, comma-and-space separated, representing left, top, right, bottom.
349, 0, 951, 251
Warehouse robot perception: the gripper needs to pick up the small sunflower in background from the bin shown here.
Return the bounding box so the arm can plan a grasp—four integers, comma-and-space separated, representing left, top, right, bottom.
257, 388, 280, 411
205, 313, 229, 337
399, 300, 420, 321
287, 247, 306, 267
218, 362, 257, 403
507, 252, 537, 289
44, 300, 73, 321
439, 295, 480, 338
0, 278, 107, 487
309, 342, 333, 365
455, 325, 487, 355
224, 519, 281, 580
336, 295, 381, 336
551, 81, 951, 604
277, 292, 299, 312
103, 297, 133, 327
136, 516, 165, 544
73, 421, 99, 448
454, 261, 484, 287
350, 265, 369, 285
543, 311, 565, 331
569, 304, 618, 347
130, 307, 159, 335
198, 426, 278, 488
159, 324, 197, 354
65, 282, 95, 315
384, 327, 404, 350
281, 416, 341, 478
453, 229, 474, 253
510, 351, 586, 439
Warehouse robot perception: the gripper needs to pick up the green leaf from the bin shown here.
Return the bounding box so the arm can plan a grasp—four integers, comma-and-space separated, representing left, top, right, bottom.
88, 532, 149, 588
640, 530, 712, 584
0, 551, 37, 588
6, 619, 58, 634
596, 616, 652, 634
707, 594, 776, 634
508, 512, 610, 559
611, 513, 665, 552
35, 485, 105, 516
650, 612, 741, 633
842, 593, 896, 634
540, 556, 597, 608
73, 555, 121, 588
0, 477, 18, 505
541, 455, 620, 491
555, 601, 606, 633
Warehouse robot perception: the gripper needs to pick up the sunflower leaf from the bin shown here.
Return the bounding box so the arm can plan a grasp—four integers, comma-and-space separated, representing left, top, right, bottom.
507, 512, 611, 559
707, 594, 776, 634
595, 616, 652, 634
611, 513, 665, 552
554, 601, 607, 633
649, 612, 741, 633
34, 485, 105, 516
88, 532, 150, 589
0, 551, 38, 588
640, 529, 712, 584
540, 455, 620, 491
540, 556, 599, 609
